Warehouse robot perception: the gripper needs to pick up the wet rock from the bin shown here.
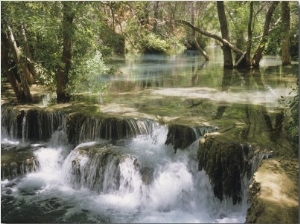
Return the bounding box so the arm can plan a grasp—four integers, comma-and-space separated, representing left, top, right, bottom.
197, 132, 261, 205
1, 144, 40, 180
165, 124, 217, 152
140, 167, 154, 185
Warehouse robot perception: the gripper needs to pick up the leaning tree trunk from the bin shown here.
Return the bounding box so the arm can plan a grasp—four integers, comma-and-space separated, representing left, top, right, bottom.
281, 1, 291, 66
56, 2, 75, 103
252, 2, 279, 67
194, 36, 210, 61
1, 31, 28, 102
217, 1, 233, 68
6, 25, 32, 102
20, 23, 38, 80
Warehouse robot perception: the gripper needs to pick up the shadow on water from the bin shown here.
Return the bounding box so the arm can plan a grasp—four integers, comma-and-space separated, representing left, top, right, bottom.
214, 67, 287, 144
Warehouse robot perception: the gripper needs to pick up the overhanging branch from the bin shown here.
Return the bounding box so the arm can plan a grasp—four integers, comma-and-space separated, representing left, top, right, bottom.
176, 19, 243, 56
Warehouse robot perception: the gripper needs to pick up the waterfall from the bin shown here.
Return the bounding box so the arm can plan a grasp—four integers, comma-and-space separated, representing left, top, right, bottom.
77, 117, 158, 143
2, 111, 253, 223
1, 106, 20, 140
63, 142, 125, 193
21, 112, 27, 143
1, 105, 66, 142
192, 125, 219, 139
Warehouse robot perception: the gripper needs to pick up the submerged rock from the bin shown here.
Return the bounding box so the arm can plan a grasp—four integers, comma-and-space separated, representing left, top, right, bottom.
1, 144, 40, 180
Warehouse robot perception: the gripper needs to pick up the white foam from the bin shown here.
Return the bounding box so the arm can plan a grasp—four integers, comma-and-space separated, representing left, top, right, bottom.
2, 129, 249, 223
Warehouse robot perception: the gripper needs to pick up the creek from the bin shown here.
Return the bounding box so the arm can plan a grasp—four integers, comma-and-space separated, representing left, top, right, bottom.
1, 47, 298, 223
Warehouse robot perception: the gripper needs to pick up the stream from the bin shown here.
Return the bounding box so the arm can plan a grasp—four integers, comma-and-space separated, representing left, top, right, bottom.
1, 47, 298, 223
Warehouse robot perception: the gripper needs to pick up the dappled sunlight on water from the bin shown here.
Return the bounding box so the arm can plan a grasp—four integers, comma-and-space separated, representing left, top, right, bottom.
151, 86, 294, 108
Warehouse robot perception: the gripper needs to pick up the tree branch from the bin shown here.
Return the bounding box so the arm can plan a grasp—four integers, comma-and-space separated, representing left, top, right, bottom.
176, 19, 243, 55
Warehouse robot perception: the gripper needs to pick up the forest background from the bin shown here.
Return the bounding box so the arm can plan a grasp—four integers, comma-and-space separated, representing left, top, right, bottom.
1, 1, 299, 147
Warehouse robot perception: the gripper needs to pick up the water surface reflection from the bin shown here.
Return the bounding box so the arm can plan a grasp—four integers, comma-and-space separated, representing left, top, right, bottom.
73, 48, 297, 145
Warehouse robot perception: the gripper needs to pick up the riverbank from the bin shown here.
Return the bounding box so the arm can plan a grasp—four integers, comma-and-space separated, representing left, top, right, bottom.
246, 158, 299, 223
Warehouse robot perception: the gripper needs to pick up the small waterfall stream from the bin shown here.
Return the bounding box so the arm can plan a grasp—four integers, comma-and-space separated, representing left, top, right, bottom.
1, 113, 252, 223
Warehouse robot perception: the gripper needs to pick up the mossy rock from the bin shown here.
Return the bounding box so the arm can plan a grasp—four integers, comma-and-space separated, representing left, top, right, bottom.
197, 129, 264, 205
1, 144, 40, 180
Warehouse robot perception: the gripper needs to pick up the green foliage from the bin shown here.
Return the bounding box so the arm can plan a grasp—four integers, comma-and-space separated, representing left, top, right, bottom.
140, 33, 170, 54
69, 51, 109, 94
264, 26, 281, 55
284, 78, 299, 152
98, 23, 125, 55
2, 1, 298, 101
289, 2, 299, 59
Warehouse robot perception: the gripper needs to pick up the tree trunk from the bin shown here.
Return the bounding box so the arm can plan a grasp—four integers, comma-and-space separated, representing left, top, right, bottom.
1, 31, 28, 102
217, 1, 233, 68
56, 2, 75, 103
20, 23, 38, 81
281, 1, 291, 66
190, 1, 195, 37
252, 2, 279, 67
245, 2, 254, 67
194, 36, 209, 61
6, 25, 32, 102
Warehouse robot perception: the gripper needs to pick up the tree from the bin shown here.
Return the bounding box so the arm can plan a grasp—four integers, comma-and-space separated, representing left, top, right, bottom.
217, 1, 233, 68
281, 1, 291, 66
1, 29, 32, 103
252, 1, 279, 67
1, 24, 33, 103
55, 2, 75, 103
245, 2, 254, 67
177, 1, 281, 69
1, 2, 38, 103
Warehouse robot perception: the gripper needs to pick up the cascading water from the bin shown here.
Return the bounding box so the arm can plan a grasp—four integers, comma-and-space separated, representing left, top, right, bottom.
1, 105, 66, 142
2, 119, 250, 223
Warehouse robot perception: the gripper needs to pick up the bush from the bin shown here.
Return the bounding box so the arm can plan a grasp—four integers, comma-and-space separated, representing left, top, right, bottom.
284, 77, 299, 153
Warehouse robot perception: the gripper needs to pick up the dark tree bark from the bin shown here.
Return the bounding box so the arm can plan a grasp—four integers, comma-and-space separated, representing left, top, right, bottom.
217, 1, 233, 68
56, 2, 75, 103
281, 1, 291, 66
245, 2, 254, 67
252, 2, 279, 67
